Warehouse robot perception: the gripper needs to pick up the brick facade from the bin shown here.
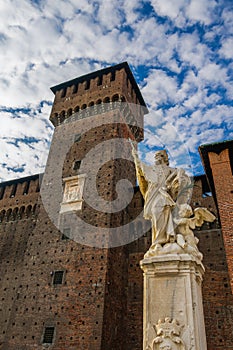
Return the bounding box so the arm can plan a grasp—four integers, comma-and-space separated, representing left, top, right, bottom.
0, 63, 233, 349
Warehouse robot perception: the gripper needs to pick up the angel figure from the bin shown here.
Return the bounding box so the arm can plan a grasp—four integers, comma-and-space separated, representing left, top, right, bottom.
174, 204, 215, 259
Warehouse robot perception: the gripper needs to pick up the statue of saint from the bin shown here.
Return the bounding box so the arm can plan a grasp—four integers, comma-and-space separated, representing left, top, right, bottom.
132, 147, 191, 248
131, 144, 215, 258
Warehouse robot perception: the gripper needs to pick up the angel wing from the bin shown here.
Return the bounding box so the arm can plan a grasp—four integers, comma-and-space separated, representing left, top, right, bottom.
193, 208, 216, 227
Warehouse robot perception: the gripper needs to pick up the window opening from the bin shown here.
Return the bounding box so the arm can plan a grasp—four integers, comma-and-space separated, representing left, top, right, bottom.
53, 271, 64, 285
23, 181, 30, 195
110, 70, 116, 81
73, 160, 81, 171
74, 134, 81, 143
97, 76, 103, 86
0, 187, 5, 200
43, 327, 55, 344
10, 184, 17, 198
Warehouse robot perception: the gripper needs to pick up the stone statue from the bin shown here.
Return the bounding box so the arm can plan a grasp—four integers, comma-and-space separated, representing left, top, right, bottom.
174, 204, 215, 259
131, 144, 215, 259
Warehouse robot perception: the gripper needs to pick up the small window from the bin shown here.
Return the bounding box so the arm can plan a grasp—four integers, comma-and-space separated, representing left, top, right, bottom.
74, 134, 81, 143
43, 327, 55, 344
202, 191, 212, 198
0, 187, 5, 200
97, 75, 103, 86
23, 181, 30, 195
110, 70, 116, 81
73, 160, 81, 171
10, 184, 17, 198
53, 271, 64, 285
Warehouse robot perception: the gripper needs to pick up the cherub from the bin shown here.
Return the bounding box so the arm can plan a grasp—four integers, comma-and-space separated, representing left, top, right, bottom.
174, 204, 215, 259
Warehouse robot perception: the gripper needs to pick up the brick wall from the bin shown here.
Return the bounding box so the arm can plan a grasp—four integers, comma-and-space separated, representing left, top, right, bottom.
207, 148, 233, 293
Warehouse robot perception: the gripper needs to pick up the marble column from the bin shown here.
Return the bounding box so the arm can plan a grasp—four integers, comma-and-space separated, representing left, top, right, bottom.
140, 254, 207, 350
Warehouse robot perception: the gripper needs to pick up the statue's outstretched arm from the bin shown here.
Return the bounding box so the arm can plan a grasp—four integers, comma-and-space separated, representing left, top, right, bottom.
130, 140, 148, 197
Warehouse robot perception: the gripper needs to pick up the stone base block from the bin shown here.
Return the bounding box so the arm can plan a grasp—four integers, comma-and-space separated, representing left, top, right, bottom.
140, 254, 207, 350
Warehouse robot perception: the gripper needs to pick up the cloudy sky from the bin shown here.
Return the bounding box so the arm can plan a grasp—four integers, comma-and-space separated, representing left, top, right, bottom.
0, 0, 232, 182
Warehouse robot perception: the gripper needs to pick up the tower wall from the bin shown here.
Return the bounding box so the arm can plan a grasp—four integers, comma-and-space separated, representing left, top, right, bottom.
207, 148, 233, 293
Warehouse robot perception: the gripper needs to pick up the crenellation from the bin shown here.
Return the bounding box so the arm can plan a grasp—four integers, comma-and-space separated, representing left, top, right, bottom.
49, 63, 148, 127
72, 83, 78, 94
66, 85, 73, 97
78, 80, 87, 94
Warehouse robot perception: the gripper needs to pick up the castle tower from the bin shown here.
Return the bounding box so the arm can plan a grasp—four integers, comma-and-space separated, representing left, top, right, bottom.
0, 62, 148, 350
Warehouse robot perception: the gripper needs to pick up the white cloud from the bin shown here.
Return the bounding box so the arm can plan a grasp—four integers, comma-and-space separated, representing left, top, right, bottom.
150, 0, 187, 21
0, 102, 53, 181
176, 33, 210, 69
221, 6, 233, 36
150, 0, 218, 26
96, 0, 124, 30
142, 69, 178, 108
186, 0, 218, 25
0, 0, 232, 181
219, 36, 233, 59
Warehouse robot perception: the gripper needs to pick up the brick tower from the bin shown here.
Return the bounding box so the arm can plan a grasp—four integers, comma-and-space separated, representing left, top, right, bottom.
199, 140, 233, 293
0, 62, 148, 350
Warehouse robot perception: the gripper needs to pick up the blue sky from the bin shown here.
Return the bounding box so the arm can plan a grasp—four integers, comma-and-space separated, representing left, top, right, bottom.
0, 0, 232, 182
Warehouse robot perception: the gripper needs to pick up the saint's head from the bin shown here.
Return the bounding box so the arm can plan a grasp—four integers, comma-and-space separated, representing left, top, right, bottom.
154, 150, 169, 166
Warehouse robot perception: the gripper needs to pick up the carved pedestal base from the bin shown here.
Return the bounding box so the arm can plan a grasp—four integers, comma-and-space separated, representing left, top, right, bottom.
140, 254, 207, 350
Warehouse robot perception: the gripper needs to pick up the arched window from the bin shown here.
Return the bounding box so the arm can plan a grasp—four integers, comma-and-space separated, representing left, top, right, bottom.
23, 181, 30, 195
26, 205, 32, 218
10, 183, 17, 198
6, 208, 12, 221
67, 108, 73, 117
59, 111, 66, 123
13, 207, 19, 220
0, 210, 6, 222
53, 112, 58, 120
19, 206, 25, 219
112, 94, 119, 102
33, 204, 37, 214
74, 106, 80, 113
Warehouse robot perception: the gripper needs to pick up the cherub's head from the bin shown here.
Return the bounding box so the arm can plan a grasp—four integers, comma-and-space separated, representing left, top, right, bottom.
178, 204, 193, 218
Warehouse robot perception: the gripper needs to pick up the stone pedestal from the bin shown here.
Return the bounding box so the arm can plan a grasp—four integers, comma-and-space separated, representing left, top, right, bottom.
140, 254, 207, 350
